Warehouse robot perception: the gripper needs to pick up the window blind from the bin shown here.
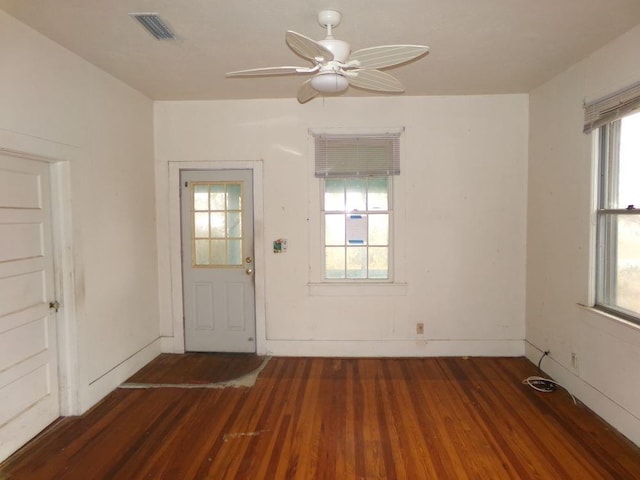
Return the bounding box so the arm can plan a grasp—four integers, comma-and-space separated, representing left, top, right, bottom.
583, 80, 640, 134
313, 132, 401, 177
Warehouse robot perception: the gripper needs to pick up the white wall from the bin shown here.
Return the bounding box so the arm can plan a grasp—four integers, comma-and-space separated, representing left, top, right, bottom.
527, 24, 640, 446
155, 94, 529, 357
0, 10, 160, 412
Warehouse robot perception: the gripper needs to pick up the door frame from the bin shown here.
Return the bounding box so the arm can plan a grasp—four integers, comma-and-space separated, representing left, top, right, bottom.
0, 136, 81, 416
167, 161, 266, 354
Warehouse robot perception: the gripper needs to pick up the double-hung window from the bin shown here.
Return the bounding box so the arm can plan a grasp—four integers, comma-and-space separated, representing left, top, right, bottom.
586, 81, 640, 324
313, 131, 401, 281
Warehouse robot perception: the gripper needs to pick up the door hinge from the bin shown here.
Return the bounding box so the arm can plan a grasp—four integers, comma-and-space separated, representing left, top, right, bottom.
49, 300, 60, 313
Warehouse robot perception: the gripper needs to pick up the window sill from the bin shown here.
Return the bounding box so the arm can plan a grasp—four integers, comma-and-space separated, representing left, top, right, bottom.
576, 304, 640, 333
308, 282, 408, 296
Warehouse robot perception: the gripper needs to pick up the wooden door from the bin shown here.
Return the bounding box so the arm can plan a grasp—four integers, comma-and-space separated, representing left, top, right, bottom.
0, 153, 59, 461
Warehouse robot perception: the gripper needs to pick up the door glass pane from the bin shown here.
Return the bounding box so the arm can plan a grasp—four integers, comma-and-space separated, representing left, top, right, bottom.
210, 239, 226, 265
227, 183, 242, 210
209, 212, 225, 238
194, 212, 209, 238
227, 212, 242, 238
325, 179, 345, 211
346, 246, 367, 279
210, 184, 226, 210
193, 185, 209, 211
325, 247, 345, 279
195, 240, 210, 265
227, 240, 242, 265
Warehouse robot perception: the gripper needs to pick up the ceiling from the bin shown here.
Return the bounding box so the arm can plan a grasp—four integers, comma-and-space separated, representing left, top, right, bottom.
2, 0, 640, 101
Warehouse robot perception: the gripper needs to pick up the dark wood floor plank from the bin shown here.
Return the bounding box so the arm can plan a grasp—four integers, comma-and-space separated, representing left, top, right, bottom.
2, 356, 640, 480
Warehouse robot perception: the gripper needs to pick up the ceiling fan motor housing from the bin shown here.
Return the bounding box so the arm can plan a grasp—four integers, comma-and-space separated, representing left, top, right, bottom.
318, 38, 350, 63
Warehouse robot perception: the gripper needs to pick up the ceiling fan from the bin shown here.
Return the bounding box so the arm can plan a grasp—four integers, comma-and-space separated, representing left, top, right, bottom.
226, 10, 430, 104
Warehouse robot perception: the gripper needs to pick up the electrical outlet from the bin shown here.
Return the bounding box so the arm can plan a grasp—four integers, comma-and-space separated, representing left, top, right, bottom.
416, 323, 424, 335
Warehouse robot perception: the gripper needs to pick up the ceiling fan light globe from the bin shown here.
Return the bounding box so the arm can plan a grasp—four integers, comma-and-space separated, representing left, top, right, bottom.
310, 74, 349, 93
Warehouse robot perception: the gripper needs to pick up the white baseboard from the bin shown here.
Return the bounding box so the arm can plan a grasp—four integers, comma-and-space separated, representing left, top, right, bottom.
264, 339, 524, 357
82, 338, 162, 413
161, 335, 185, 353
525, 342, 640, 448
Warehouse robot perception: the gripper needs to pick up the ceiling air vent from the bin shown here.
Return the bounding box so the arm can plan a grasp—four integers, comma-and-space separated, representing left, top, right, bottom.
129, 13, 176, 40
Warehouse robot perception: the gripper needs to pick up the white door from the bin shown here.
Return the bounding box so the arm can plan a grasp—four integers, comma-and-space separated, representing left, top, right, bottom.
0, 153, 59, 461
181, 169, 256, 352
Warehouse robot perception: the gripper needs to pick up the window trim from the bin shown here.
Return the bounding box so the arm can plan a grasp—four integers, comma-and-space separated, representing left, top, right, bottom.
306, 128, 408, 292
594, 114, 640, 326
320, 176, 394, 282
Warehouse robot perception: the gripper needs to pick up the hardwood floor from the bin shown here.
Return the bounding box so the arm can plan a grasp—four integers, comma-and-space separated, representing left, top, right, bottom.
2, 357, 639, 479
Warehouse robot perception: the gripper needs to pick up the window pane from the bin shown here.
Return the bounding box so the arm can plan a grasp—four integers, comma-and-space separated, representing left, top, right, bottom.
346, 247, 367, 279
345, 178, 367, 212
618, 111, 640, 208
368, 177, 388, 210
195, 240, 209, 265
368, 247, 389, 279
227, 212, 241, 238
325, 214, 345, 246
325, 247, 345, 279
227, 183, 242, 210
346, 214, 368, 246
369, 214, 389, 245
614, 215, 640, 313
227, 240, 242, 265
210, 212, 225, 238
324, 179, 345, 211
193, 185, 209, 211
194, 212, 209, 238
210, 184, 225, 210
210, 239, 226, 265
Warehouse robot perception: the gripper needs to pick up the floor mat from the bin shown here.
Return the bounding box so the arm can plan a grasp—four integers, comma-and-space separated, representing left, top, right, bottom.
120, 353, 269, 389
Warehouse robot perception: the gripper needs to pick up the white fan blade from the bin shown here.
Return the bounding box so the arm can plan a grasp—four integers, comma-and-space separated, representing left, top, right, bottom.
349, 45, 429, 69
286, 31, 334, 63
297, 79, 319, 104
349, 69, 405, 93
226, 66, 318, 77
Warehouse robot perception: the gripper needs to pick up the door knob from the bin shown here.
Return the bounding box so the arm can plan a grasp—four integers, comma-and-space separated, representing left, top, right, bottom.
246, 268, 254, 275
245, 256, 253, 264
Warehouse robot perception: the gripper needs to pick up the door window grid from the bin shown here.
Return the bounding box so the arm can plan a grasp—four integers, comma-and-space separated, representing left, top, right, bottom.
191, 181, 243, 267
323, 177, 391, 280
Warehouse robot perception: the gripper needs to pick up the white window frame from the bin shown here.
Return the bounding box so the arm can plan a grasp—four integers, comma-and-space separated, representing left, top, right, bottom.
586, 81, 640, 325
594, 114, 640, 325
307, 128, 408, 295
320, 176, 394, 282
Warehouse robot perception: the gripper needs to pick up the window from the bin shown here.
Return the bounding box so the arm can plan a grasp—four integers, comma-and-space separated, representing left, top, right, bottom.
323, 177, 391, 279
190, 182, 243, 267
313, 131, 401, 281
589, 84, 640, 323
